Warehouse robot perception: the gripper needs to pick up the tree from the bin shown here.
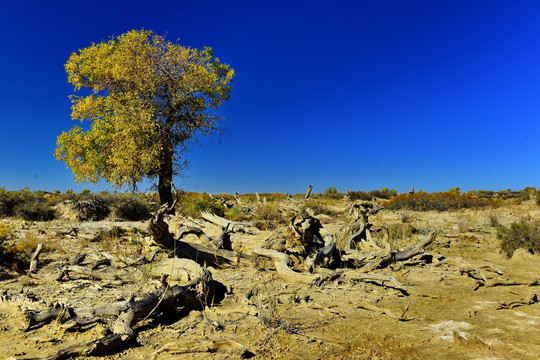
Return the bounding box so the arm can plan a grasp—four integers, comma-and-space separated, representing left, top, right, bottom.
55, 29, 234, 206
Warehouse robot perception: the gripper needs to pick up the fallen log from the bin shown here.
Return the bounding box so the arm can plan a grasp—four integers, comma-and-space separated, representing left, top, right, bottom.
55, 265, 121, 282
22, 259, 213, 360
357, 301, 415, 321
497, 293, 538, 310
250, 248, 322, 284
149, 206, 250, 266
343, 271, 408, 294
149, 338, 252, 359
200, 211, 253, 234
474, 278, 540, 291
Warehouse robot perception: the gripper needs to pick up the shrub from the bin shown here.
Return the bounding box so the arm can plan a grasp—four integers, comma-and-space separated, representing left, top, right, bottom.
0, 189, 57, 221
0, 224, 13, 250
347, 188, 398, 201
224, 205, 249, 221
253, 203, 282, 222
300, 200, 332, 216
488, 212, 500, 227
347, 191, 371, 201
56, 196, 111, 221
388, 223, 415, 244
497, 216, 540, 257
176, 191, 224, 218
109, 194, 151, 221
384, 191, 490, 211
320, 187, 344, 200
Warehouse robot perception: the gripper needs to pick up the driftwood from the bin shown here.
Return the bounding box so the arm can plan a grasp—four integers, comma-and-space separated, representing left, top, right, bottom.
28, 243, 43, 275
335, 203, 437, 270
304, 227, 336, 272
55, 265, 121, 282
473, 278, 540, 291
497, 293, 538, 309
234, 192, 243, 205
201, 211, 253, 234
23, 259, 213, 360
149, 338, 251, 359
251, 248, 322, 284
357, 301, 414, 321
305, 185, 314, 199
343, 271, 408, 293
149, 206, 254, 267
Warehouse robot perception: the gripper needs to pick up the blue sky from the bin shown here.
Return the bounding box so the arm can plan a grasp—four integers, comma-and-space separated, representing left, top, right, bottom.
1, 0, 540, 194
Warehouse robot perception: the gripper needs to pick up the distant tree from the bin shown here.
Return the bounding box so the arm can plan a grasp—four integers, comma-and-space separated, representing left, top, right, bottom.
55, 29, 234, 206
325, 187, 338, 195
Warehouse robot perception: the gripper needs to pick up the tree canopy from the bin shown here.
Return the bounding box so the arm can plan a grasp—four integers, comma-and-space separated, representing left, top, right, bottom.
55, 29, 234, 205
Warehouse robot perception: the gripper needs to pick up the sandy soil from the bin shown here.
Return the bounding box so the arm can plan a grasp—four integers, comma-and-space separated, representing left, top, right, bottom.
0, 203, 539, 359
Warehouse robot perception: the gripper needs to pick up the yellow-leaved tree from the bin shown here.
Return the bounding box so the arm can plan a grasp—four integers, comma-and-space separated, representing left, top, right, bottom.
55, 29, 234, 206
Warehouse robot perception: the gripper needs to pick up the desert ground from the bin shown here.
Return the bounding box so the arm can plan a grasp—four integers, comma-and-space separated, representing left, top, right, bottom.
0, 196, 539, 360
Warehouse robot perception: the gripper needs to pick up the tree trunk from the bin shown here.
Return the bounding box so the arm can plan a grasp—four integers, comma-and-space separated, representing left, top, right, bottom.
158, 174, 174, 208
158, 136, 175, 209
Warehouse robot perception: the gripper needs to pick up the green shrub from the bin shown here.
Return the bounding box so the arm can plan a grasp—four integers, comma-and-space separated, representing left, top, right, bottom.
0, 189, 57, 221
301, 200, 332, 216
224, 205, 249, 221
0, 224, 13, 251
347, 191, 371, 201
347, 188, 398, 201
253, 203, 282, 222
176, 191, 224, 218
384, 191, 489, 211
110, 194, 151, 221
497, 216, 540, 257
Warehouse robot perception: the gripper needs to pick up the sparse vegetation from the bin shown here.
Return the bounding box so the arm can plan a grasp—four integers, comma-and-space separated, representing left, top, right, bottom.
0, 188, 153, 222
347, 188, 398, 201
0, 223, 13, 254
176, 191, 224, 218
488, 212, 500, 227
385, 190, 490, 211
497, 216, 540, 257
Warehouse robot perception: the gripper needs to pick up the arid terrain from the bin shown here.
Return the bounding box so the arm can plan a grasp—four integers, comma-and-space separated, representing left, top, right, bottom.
1, 197, 539, 360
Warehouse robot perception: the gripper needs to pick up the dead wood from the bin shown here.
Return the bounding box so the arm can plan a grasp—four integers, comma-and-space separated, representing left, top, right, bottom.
304, 227, 337, 272
336, 202, 386, 253
68, 253, 86, 266
343, 271, 408, 293
149, 338, 251, 359
392, 230, 437, 262
90, 258, 111, 270
497, 293, 538, 309
250, 248, 322, 284
473, 278, 540, 290
177, 226, 212, 244
213, 223, 233, 250
28, 243, 43, 275
305, 185, 314, 199
23, 261, 213, 360
341, 230, 437, 271
234, 192, 243, 205
56, 265, 121, 282
200, 211, 253, 234
357, 301, 415, 321
149, 206, 248, 266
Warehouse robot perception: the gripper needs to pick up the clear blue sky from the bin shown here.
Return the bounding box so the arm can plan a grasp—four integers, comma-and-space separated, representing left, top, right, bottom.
1, 0, 540, 194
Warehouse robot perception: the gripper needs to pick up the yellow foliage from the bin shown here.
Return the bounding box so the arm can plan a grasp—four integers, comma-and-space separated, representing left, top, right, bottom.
56, 29, 234, 190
